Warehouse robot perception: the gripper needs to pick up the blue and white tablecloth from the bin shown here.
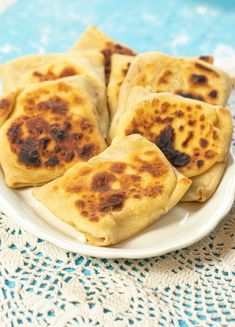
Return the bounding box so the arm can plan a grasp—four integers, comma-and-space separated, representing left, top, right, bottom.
0, 1, 235, 326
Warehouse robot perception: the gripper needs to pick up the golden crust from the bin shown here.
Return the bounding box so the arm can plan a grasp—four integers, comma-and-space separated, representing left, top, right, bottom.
33, 134, 191, 246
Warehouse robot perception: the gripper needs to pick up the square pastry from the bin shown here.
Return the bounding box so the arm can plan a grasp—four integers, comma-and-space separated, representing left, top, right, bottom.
33, 134, 191, 246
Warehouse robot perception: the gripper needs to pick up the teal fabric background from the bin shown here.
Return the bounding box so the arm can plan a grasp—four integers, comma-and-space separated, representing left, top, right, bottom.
0, 0, 235, 62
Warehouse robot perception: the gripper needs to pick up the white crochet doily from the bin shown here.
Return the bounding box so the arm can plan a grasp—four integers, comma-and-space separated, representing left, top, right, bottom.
0, 58, 235, 326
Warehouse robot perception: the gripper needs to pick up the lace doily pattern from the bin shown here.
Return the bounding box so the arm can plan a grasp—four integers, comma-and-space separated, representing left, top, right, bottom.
0, 207, 234, 326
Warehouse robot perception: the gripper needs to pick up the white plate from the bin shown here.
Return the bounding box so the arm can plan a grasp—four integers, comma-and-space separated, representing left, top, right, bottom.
0, 151, 234, 259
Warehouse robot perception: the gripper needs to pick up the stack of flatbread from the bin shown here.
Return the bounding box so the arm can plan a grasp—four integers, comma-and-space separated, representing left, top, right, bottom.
0, 26, 233, 246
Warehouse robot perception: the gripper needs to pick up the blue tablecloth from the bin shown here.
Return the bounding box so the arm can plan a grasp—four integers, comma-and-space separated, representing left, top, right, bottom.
1, 0, 235, 62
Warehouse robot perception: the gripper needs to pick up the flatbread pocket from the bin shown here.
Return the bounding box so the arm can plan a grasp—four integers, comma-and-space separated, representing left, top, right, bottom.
0, 51, 109, 136
110, 87, 233, 201
33, 134, 191, 246
0, 76, 107, 188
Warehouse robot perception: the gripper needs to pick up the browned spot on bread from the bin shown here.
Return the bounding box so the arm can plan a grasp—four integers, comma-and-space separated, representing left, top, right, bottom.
156, 126, 190, 167
143, 185, 163, 197
130, 174, 141, 182
205, 150, 216, 158
7, 123, 22, 144
76, 199, 85, 208
37, 96, 68, 115
129, 128, 140, 134
208, 90, 218, 98
33, 70, 55, 82
176, 90, 204, 101
72, 95, 84, 106
144, 150, 156, 156
195, 63, 219, 77
152, 98, 160, 106
79, 144, 95, 159
197, 160, 204, 168
213, 131, 218, 140
158, 70, 172, 84
175, 110, 184, 117
91, 173, 116, 192
80, 118, 93, 131
101, 42, 136, 83
122, 62, 131, 77
33, 66, 78, 82
199, 114, 205, 121
194, 148, 200, 156
155, 116, 173, 124
65, 152, 75, 162
39, 137, 50, 149
57, 82, 71, 93
110, 162, 127, 173
19, 148, 41, 167
79, 167, 92, 176
182, 131, 194, 148
0, 98, 11, 111
135, 157, 168, 177
200, 138, 208, 148
179, 125, 184, 132
99, 192, 125, 212
81, 210, 89, 217
188, 119, 196, 126
198, 56, 213, 64
59, 66, 77, 78
44, 156, 59, 167
161, 102, 170, 113
190, 74, 208, 85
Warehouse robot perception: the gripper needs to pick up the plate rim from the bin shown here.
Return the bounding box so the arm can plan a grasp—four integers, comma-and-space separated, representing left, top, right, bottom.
0, 151, 235, 259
